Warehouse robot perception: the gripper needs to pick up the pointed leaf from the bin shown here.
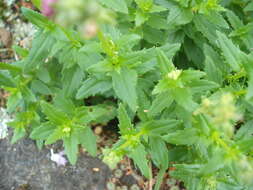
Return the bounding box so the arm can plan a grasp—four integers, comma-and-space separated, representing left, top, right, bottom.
63, 134, 79, 164
118, 104, 134, 134
112, 67, 138, 111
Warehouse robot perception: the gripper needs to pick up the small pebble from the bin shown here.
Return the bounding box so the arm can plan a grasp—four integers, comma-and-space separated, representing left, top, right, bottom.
92, 167, 100, 172
94, 126, 103, 135
0, 28, 12, 47
114, 169, 123, 178
106, 182, 116, 190
166, 178, 177, 186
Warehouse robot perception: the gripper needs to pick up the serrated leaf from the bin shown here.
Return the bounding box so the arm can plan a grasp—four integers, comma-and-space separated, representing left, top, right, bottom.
62, 66, 84, 97
135, 10, 149, 26
99, 0, 128, 13
118, 104, 134, 134
130, 144, 150, 178
171, 88, 198, 112
78, 127, 97, 156
189, 80, 219, 94
149, 137, 168, 168
204, 56, 223, 84
167, 5, 193, 27
148, 93, 174, 116
112, 67, 137, 111
24, 31, 55, 72
193, 15, 218, 44
41, 101, 69, 125
216, 31, 242, 72
163, 128, 199, 145
141, 119, 181, 135
21, 7, 54, 29
156, 49, 174, 75
76, 78, 112, 99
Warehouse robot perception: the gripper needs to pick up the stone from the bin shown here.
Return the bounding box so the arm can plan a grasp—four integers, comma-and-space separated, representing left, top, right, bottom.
0, 135, 111, 190
0, 27, 12, 47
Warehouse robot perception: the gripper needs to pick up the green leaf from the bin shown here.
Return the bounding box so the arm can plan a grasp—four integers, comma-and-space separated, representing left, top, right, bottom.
167, 5, 193, 27
149, 4, 167, 13
45, 127, 64, 145
156, 49, 174, 76
84, 105, 116, 124
99, 0, 128, 13
24, 31, 55, 72
6, 91, 22, 113
63, 133, 79, 164
0, 72, 16, 87
118, 104, 134, 134
22, 86, 36, 102
194, 15, 218, 43
244, 1, 253, 12
76, 78, 112, 99
11, 127, 26, 144
226, 10, 244, 30
147, 15, 168, 29
189, 80, 219, 94
130, 144, 150, 178
36, 67, 51, 83
0, 62, 22, 73
235, 120, 253, 140
163, 128, 199, 145
135, 10, 149, 26
141, 119, 181, 135
148, 93, 174, 116
78, 127, 97, 156
216, 31, 241, 72
30, 122, 56, 140
143, 26, 167, 44
41, 101, 69, 125
31, 80, 51, 95
54, 94, 76, 116
36, 139, 44, 150
12, 45, 29, 58
31, 0, 41, 9
204, 56, 223, 84
112, 67, 138, 111
171, 88, 198, 112
149, 137, 168, 168
21, 7, 54, 29
62, 66, 84, 97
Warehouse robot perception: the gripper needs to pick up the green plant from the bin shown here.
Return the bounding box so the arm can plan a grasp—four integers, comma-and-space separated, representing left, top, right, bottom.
1, 0, 253, 189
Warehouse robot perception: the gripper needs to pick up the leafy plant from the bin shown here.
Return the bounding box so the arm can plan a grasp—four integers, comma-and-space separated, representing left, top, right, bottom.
1, 0, 253, 189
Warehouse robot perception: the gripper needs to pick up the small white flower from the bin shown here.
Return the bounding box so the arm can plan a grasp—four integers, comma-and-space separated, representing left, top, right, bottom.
167, 69, 182, 80
50, 149, 68, 166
